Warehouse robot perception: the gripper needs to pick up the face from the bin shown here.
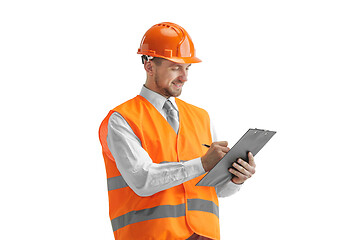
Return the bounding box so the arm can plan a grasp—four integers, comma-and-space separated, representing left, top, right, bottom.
145, 59, 191, 98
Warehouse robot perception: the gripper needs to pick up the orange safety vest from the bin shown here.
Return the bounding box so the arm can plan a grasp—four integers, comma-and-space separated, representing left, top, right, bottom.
99, 95, 220, 240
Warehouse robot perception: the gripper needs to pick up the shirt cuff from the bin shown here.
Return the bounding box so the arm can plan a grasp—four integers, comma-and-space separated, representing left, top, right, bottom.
183, 157, 206, 178
216, 179, 242, 198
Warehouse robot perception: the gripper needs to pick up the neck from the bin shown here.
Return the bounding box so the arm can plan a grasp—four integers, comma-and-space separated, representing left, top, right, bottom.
144, 79, 171, 99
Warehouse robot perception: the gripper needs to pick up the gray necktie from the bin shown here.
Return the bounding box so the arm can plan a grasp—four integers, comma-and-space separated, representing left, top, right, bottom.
163, 100, 179, 133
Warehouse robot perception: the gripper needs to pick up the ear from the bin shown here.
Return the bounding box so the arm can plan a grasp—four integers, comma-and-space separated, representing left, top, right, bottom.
144, 61, 154, 76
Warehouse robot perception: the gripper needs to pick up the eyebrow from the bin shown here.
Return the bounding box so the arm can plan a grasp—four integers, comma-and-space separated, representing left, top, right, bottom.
170, 63, 192, 68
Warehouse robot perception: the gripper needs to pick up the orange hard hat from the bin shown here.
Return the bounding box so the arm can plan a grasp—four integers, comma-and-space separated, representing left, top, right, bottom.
137, 22, 201, 64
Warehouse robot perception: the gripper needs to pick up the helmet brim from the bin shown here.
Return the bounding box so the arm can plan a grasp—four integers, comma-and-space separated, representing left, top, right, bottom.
161, 56, 202, 64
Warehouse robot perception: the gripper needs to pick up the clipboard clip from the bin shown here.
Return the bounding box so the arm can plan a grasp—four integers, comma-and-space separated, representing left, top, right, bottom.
253, 128, 270, 135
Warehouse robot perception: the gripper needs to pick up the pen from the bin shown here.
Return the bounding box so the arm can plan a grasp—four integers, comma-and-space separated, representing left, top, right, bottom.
202, 144, 211, 148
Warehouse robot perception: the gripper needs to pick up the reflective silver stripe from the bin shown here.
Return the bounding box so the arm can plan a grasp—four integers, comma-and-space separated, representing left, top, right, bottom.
160, 160, 187, 164
110, 199, 218, 232
107, 176, 128, 191
187, 199, 219, 218
107, 161, 188, 190
111, 204, 186, 232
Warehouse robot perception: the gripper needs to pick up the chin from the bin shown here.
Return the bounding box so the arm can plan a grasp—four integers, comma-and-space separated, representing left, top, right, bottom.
172, 90, 182, 97
165, 87, 182, 98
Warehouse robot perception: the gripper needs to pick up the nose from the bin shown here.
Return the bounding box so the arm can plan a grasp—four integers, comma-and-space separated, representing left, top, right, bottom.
178, 69, 188, 82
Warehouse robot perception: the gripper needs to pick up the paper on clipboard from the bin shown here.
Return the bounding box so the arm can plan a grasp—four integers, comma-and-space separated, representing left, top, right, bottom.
196, 128, 276, 187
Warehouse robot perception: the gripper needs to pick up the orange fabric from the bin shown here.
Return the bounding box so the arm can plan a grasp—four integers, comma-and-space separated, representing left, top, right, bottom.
99, 96, 220, 240
137, 22, 201, 64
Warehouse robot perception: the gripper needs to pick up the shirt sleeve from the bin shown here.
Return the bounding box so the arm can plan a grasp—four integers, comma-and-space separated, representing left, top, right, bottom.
107, 112, 206, 197
210, 117, 242, 198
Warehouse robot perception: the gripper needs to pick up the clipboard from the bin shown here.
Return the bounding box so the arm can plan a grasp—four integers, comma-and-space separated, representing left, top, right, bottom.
196, 128, 276, 187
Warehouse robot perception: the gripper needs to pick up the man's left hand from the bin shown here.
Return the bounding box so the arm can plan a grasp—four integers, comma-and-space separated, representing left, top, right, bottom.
229, 152, 256, 185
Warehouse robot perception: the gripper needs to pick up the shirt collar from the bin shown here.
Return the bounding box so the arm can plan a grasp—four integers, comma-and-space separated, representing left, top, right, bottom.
140, 85, 178, 112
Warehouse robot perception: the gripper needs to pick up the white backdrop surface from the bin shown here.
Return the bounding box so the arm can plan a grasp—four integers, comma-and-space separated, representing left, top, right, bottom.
1, 0, 359, 239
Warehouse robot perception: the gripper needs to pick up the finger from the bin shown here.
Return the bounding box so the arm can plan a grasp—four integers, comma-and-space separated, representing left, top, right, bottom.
231, 174, 248, 185
212, 143, 230, 153
229, 168, 249, 182
248, 152, 256, 167
232, 162, 251, 177
220, 146, 230, 153
237, 158, 255, 174
214, 141, 228, 147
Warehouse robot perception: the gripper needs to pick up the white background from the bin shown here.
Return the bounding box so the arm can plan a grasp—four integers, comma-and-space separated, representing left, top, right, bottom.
1, 0, 359, 239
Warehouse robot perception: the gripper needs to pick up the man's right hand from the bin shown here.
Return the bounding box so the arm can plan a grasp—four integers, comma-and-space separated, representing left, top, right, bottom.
201, 141, 230, 172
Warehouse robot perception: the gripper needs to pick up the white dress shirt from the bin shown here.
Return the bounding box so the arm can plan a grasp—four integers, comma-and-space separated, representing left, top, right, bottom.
107, 86, 241, 197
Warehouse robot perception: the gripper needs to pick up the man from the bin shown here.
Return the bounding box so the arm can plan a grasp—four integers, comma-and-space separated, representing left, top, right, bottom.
99, 22, 256, 240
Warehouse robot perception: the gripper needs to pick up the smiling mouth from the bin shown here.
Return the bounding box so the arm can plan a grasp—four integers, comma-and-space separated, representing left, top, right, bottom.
172, 82, 183, 89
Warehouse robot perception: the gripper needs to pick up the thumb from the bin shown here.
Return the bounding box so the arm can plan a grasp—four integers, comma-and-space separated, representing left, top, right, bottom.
248, 152, 255, 166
